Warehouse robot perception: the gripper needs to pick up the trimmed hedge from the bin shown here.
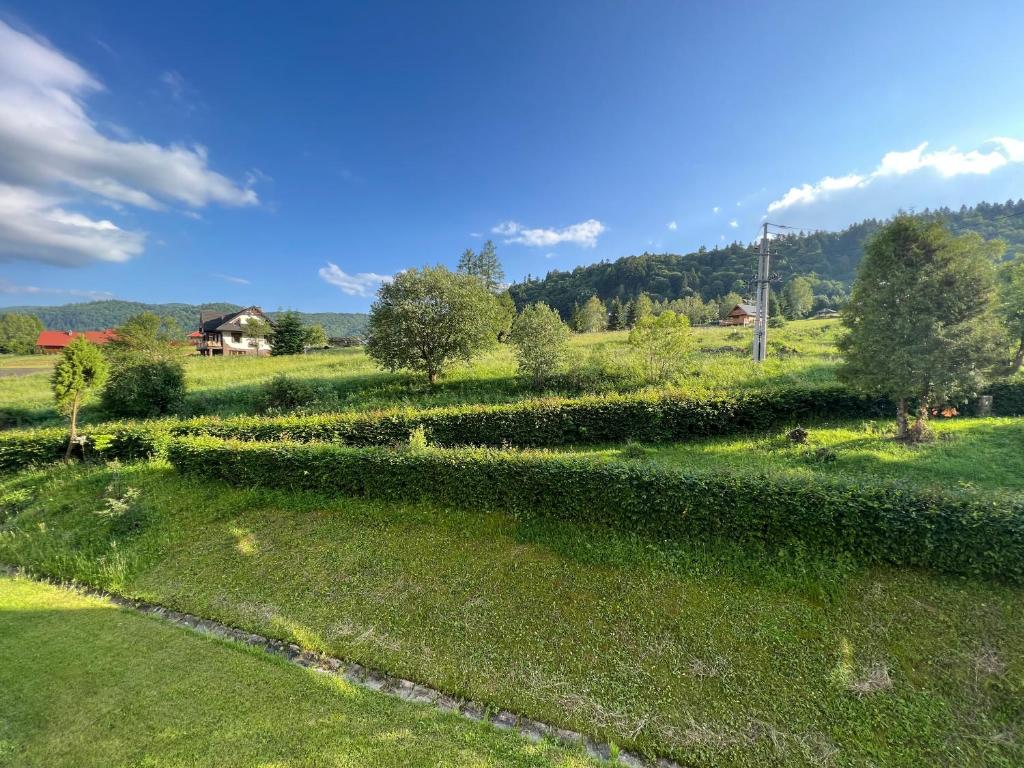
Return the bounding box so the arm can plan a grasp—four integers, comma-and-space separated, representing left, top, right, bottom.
3, 381, 1022, 474
167, 436, 1024, 582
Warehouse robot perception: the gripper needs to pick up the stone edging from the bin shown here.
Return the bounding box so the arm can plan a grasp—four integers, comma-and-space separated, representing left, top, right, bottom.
1, 566, 679, 768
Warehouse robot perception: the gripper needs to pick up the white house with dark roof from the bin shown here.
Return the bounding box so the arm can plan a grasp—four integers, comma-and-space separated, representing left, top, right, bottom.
196, 306, 273, 356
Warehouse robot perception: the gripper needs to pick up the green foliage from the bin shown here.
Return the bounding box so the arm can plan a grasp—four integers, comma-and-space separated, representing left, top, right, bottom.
269, 311, 307, 356
509, 200, 1024, 318
167, 436, 1024, 581
0, 299, 368, 337
303, 323, 329, 349
628, 311, 694, 382
783, 276, 814, 319
366, 266, 504, 384
51, 337, 108, 421
719, 292, 745, 319
573, 295, 607, 333
839, 216, 1005, 436
0, 313, 43, 354
243, 316, 273, 350
998, 253, 1024, 373
509, 303, 572, 386
457, 239, 505, 291
106, 312, 183, 361
101, 360, 186, 418
627, 293, 653, 328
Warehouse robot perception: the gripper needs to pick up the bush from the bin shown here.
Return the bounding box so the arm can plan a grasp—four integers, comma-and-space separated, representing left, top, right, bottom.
167, 437, 1024, 582
102, 359, 186, 418
3, 382, 1022, 475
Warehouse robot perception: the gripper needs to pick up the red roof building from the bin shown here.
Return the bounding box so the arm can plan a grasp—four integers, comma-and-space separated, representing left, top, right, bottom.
35, 329, 117, 353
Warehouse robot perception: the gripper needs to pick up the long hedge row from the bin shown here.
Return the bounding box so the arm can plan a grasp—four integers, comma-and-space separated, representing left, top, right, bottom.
3, 381, 1022, 475
166, 436, 1024, 582
0, 385, 889, 472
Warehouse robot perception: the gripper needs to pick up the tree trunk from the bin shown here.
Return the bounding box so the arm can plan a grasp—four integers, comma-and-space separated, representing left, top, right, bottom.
909, 402, 932, 443
64, 395, 80, 461
896, 399, 909, 440
428, 369, 437, 385
1010, 337, 1024, 375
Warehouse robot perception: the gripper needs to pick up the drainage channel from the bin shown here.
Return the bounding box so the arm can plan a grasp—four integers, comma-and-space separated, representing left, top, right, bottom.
1, 566, 680, 768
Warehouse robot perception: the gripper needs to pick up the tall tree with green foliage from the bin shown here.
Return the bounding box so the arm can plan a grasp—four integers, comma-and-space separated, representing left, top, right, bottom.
573, 296, 608, 333
628, 311, 694, 382
784, 276, 815, 318
997, 253, 1024, 373
366, 266, 503, 383
627, 293, 654, 328
270, 312, 308, 356
51, 336, 108, 459
838, 216, 1004, 440
509, 302, 571, 387
106, 312, 183, 361
457, 240, 505, 292
303, 323, 329, 350
607, 297, 626, 330
0, 313, 43, 354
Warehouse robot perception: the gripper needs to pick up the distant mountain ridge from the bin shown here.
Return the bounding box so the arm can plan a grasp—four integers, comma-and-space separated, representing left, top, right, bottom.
509, 199, 1024, 319
2, 300, 368, 337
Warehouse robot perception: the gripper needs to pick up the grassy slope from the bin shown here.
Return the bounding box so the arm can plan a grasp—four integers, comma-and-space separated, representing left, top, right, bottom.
0, 576, 595, 768
565, 417, 1024, 492
0, 320, 841, 429
2, 462, 1021, 766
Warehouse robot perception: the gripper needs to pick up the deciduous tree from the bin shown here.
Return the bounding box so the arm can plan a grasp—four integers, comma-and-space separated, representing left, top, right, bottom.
0, 313, 43, 354
998, 253, 1024, 373
509, 302, 571, 386
366, 266, 503, 383
628, 311, 694, 382
573, 295, 608, 333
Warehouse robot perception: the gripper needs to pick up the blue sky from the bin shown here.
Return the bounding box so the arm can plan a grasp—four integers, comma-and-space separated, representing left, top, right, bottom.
2, 0, 1024, 312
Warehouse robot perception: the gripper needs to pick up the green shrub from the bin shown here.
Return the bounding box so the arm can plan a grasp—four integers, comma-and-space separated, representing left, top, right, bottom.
101, 359, 186, 418
3, 382, 1022, 475
167, 436, 1024, 582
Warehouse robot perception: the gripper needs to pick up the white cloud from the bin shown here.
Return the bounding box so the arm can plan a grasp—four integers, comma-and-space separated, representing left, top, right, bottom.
712, 206, 720, 214
492, 218, 605, 248
318, 262, 392, 297
768, 137, 1024, 213
0, 183, 145, 266
214, 273, 249, 285
0, 278, 114, 300
544, 252, 556, 259
667, 220, 678, 230
0, 20, 256, 266
160, 70, 186, 100
728, 219, 738, 228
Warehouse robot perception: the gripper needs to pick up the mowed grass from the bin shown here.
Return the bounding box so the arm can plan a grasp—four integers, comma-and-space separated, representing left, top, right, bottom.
2, 462, 1021, 766
0, 576, 597, 768
565, 417, 1024, 492
0, 320, 842, 429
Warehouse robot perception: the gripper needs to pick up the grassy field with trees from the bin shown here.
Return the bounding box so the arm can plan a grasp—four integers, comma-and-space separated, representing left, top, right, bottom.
2, 214, 1024, 766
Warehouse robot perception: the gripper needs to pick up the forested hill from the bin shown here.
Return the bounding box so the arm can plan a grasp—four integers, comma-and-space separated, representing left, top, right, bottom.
509, 199, 1024, 318
2, 300, 368, 336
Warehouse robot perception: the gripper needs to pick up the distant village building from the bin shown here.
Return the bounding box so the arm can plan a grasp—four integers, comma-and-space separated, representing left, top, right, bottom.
35, 329, 117, 353
196, 306, 273, 356
812, 308, 840, 320
722, 303, 757, 326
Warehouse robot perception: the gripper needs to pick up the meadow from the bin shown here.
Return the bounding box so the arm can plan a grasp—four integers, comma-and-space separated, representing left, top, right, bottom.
2, 318, 1023, 766
0, 320, 841, 429
1, 462, 1021, 766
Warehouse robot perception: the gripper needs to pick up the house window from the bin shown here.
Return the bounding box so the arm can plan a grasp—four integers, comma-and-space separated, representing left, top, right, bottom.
231, 332, 242, 342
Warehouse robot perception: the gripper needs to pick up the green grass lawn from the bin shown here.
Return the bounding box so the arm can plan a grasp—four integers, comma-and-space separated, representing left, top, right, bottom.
564, 416, 1024, 492
0, 320, 843, 429
0, 575, 597, 768
2, 461, 1021, 766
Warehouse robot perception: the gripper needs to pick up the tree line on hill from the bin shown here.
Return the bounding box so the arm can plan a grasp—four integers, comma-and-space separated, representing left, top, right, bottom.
0, 299, 368, 340
359, 222, 1024, 443
508, 199, 1024, 321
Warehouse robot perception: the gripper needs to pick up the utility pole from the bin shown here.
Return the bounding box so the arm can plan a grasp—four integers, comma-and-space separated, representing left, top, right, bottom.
752, 222, 770, 362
